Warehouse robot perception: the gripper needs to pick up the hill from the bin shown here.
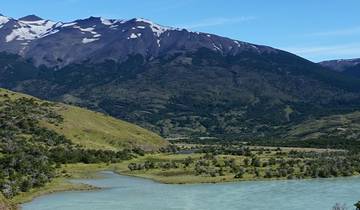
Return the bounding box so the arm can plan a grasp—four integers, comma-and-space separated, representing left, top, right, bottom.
286, 111, 360, 140
0, 87, 167, 201
0, 88, 167, 151
320, 58, 360, 78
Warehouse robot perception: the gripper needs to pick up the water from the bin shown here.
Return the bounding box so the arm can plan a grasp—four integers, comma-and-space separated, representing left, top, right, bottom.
22, 172, 359, 210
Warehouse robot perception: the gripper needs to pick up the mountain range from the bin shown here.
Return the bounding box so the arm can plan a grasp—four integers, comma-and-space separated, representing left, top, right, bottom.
0, 14, 273, 68
1, 14, 360, 140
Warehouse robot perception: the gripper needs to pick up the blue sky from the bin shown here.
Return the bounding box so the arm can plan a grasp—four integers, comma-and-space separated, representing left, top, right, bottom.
2, 0, 360, 61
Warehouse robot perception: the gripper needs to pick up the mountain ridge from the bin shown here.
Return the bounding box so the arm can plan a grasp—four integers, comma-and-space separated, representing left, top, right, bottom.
320, 58, 360, 78
0, 14, 276, 67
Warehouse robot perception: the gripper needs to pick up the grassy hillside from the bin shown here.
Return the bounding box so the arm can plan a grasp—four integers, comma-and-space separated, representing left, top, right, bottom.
0, 88, 167, 151
41, 105, 167, 151
0, 87, 167, 202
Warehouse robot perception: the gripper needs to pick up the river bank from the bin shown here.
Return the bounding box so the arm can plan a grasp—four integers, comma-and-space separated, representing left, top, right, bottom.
9, 146, 360, 206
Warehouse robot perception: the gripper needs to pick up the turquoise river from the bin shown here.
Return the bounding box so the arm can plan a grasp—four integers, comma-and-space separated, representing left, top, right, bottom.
22, 171, 359, 210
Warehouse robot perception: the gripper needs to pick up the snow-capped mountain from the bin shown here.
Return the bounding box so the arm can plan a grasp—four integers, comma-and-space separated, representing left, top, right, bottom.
0, 14, 276, 67
0, 15, 57, 54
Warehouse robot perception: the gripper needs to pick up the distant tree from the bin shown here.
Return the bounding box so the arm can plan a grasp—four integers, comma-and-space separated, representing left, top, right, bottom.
264, 169, 273, 178
355, 201, 360, 210
243, 158, 250, 166
251, 157, 261, 167
254, 168, 260, 177
234, 167, 245, 179
218, 167, 225, 176
268, 157, 276, 166
128, 163, 137, 171
183, 156, 193, 168
144, 160, 155, 169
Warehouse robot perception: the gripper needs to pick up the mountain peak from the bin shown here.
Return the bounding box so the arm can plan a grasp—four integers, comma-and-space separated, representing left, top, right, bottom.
0, 14, 10, 25
19, 15, 43, 21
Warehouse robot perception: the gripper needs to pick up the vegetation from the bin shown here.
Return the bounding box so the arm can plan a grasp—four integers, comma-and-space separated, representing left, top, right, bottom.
286, 111, 360, 141
0, 88, 359, 208
118, 144, 360, 184
2, 51, 360, 140
0, 88, 167, 151
0, 88, 166, 205
42, 104, 167, 151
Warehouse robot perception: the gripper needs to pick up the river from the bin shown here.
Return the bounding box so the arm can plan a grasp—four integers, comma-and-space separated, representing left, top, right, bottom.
22, 171, 359, 210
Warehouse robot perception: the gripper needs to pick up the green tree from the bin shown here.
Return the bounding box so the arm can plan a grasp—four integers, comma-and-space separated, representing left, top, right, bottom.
183, 156, 193, 168
234, 167, 245, 179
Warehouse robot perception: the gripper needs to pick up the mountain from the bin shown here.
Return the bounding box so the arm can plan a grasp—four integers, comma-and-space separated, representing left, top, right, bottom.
0, 14, 274, 68
320, 58, 360, 78
1, 14, 360, 139
0, 88, 167, 150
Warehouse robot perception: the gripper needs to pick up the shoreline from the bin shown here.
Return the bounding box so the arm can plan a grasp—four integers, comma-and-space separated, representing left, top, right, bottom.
14, 151, 360, 207
16, 166, 360, 208
115, 169, 360, 185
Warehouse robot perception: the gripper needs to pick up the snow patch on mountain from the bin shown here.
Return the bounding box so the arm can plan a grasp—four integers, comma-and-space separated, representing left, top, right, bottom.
5, 19, 56, 42
82, 37, 99, 44
134, 18, 180, 37
100, 18, 112, 26
74, 26, 96, 33
62, 22, 77, 27
0, 15, 10, 27
128, 33, 139, 39
234, 41, 241, 47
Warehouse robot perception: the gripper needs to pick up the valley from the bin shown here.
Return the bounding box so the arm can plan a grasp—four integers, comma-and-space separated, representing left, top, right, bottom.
0, 4, 359, 209
1, 87, 360, 209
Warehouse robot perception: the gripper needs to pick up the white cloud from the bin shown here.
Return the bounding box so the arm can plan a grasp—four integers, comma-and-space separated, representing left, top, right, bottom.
180, 16, 255, 29
282, 43, 360, 61
305, 27, 360, 37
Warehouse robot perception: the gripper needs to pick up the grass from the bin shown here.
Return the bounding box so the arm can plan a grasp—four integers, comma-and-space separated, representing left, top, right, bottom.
41, 104, 167, 151
0, 88, 168, 151
0, 193, 17, 210
0, 88, 35, 101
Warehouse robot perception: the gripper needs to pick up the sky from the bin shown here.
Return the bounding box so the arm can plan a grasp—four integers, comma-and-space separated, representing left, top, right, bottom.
2, 0, 360, 62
